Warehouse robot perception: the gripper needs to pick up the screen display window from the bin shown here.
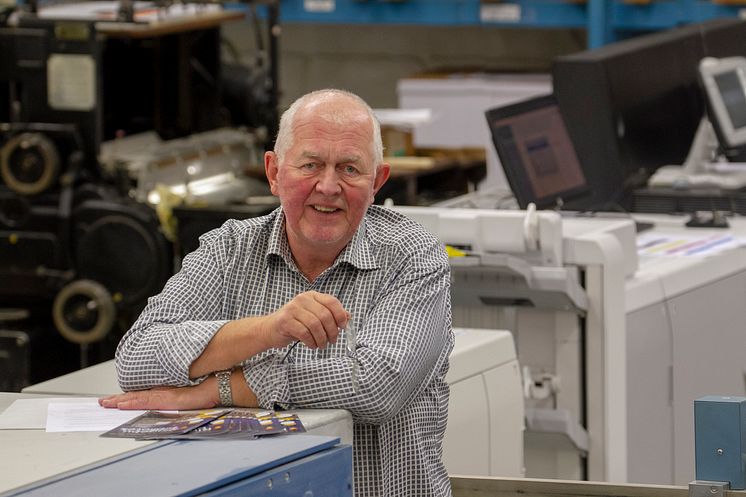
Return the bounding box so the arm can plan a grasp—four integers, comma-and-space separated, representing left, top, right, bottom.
714, 70, 746, 130
490, 103, 587, 206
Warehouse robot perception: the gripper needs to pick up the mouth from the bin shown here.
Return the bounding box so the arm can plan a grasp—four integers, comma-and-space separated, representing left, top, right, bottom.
312, 205, 341, 214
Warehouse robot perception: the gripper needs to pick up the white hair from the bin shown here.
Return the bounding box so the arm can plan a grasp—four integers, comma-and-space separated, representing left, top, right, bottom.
273, 89, 384, 164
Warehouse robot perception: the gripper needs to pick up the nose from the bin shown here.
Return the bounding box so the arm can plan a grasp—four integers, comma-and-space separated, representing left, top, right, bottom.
315, 166, 342, 195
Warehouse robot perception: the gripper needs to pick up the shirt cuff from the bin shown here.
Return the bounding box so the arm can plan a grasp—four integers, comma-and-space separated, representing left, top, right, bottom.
157, 320, 229, 385
244, 355, 291, 410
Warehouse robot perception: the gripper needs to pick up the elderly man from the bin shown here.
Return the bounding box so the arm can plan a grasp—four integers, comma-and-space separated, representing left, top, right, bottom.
100, 89, 454, 497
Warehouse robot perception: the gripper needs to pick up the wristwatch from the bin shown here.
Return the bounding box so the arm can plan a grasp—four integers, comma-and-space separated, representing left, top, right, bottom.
214, 369, 233, 407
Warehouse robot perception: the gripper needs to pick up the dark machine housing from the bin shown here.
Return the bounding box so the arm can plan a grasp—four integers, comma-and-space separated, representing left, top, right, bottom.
0, 4, 279, 389
0, 19, 173, 387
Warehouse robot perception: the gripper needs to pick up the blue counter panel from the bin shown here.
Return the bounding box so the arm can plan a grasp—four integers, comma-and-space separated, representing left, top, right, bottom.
8, 435, 352, 497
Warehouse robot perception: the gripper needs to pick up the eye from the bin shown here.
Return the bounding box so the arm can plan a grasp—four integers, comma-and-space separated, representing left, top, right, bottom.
300, 162, 319, 171
339, 164, 360, 177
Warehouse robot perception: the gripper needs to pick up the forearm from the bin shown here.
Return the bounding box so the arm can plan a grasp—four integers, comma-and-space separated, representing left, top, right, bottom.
188, 316, 272, 379
100, 367, 259, 410
230, 368, 259, 407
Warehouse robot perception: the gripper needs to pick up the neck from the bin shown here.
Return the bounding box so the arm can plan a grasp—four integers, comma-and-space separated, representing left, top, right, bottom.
292, 251, 339, 282
285, 232, 345, 282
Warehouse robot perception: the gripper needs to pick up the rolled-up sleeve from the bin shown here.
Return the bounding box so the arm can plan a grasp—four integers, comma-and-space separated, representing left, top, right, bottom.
115, 230, 230, 391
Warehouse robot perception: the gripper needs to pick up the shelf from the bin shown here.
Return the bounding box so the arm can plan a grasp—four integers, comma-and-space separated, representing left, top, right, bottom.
232, 0, 746, 48
612, 0, 746, 31
278, 0, 587, 28
279, 0, 480, 24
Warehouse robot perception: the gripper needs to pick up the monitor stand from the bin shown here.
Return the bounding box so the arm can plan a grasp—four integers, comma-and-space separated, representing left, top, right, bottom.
647, 117, 746, 190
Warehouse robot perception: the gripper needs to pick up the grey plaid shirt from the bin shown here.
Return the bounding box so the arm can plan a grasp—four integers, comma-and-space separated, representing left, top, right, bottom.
115, 205, 453, 497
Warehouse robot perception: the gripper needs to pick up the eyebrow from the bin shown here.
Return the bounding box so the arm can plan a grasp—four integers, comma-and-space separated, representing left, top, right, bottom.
299, 151, 363, 164
299, 151, 323, 161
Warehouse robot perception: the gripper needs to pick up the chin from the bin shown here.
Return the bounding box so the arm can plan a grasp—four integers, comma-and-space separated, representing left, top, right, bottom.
308, 234, 344, 245
304, 229, 349, 246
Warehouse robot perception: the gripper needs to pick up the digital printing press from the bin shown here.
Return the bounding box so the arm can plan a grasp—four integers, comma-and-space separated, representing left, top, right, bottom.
394, 204, 746, 486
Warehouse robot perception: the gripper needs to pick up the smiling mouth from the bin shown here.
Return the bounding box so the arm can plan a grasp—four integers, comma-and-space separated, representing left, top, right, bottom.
313, 205, 340, 213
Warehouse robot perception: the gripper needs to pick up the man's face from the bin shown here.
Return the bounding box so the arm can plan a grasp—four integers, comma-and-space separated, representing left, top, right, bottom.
265, 103, 390, 261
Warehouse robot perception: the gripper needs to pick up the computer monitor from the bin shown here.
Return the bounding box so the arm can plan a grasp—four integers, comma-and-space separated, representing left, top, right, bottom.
552, 18, 746, 210
485, 94, 589, 209
699, 56, 746, 159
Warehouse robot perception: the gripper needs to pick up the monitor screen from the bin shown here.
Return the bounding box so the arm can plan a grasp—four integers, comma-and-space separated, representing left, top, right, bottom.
715, 72, 746, 128
485, 95, 589, 209
699, 56, 746, 153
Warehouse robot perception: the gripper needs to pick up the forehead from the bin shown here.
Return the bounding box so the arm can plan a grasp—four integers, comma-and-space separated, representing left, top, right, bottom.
289, 105, 374, 159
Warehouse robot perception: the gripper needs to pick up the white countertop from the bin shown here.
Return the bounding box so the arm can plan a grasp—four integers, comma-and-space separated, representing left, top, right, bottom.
0, 389, 352, 495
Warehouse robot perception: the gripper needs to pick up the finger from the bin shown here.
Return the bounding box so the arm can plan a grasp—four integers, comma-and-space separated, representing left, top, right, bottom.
100, 391, 161, 410
300, 305, 335, 349
310, 294, 350, 344
99, 393, 131, 408
298, 297, 347, 348
115, 397, 150, 410
311, 292, 350, 330
119, 390, 173, 410
289, 309, 327, 349
282, 294, 333, 348
105, 393, 145, 409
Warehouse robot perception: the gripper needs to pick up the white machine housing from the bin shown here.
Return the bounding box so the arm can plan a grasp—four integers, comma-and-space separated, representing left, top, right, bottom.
395, 205, 638, 483
444, 327, 524, 477
396, 203, 746, 486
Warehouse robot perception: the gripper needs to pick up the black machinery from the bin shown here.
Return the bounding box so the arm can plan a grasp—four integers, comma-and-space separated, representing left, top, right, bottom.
0, 0, 280, 389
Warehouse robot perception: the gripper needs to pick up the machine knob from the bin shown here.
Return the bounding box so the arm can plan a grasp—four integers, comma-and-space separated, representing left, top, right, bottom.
0, 132, 60, 195
52, 279, 116, 344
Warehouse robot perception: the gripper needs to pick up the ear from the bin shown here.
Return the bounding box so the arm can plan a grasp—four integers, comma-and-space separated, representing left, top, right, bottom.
371, 162, 391, 202
265, 151, 280, 196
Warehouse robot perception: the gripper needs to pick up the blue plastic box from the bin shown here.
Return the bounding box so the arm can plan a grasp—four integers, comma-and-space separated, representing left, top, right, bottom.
695, 395, 746, 489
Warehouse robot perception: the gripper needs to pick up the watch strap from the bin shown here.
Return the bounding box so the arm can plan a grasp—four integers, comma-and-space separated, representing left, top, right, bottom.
214, 369, 233, 407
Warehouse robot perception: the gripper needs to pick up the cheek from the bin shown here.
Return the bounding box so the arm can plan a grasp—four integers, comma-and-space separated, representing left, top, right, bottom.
277, 172, 312, 199
345, 186, 374, 212
281, 185, 307, 202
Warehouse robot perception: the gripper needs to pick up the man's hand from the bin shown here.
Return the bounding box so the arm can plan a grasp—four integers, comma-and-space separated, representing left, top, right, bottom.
263, 291, 350, 350
99, 383, 216, 411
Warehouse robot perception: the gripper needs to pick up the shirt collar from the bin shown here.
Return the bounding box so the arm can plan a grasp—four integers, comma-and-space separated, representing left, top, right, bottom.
265, 207, 379, 271
266, 208, 290, 262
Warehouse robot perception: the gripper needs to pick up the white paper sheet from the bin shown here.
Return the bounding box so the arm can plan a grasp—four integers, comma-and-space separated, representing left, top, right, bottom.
0, 397, 92, 429
637, 232, 746, 257
0, 397, 146, 431
46, 400, 148, 432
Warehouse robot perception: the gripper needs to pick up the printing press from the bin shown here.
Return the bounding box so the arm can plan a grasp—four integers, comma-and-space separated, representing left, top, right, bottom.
0, 0, 280, 388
